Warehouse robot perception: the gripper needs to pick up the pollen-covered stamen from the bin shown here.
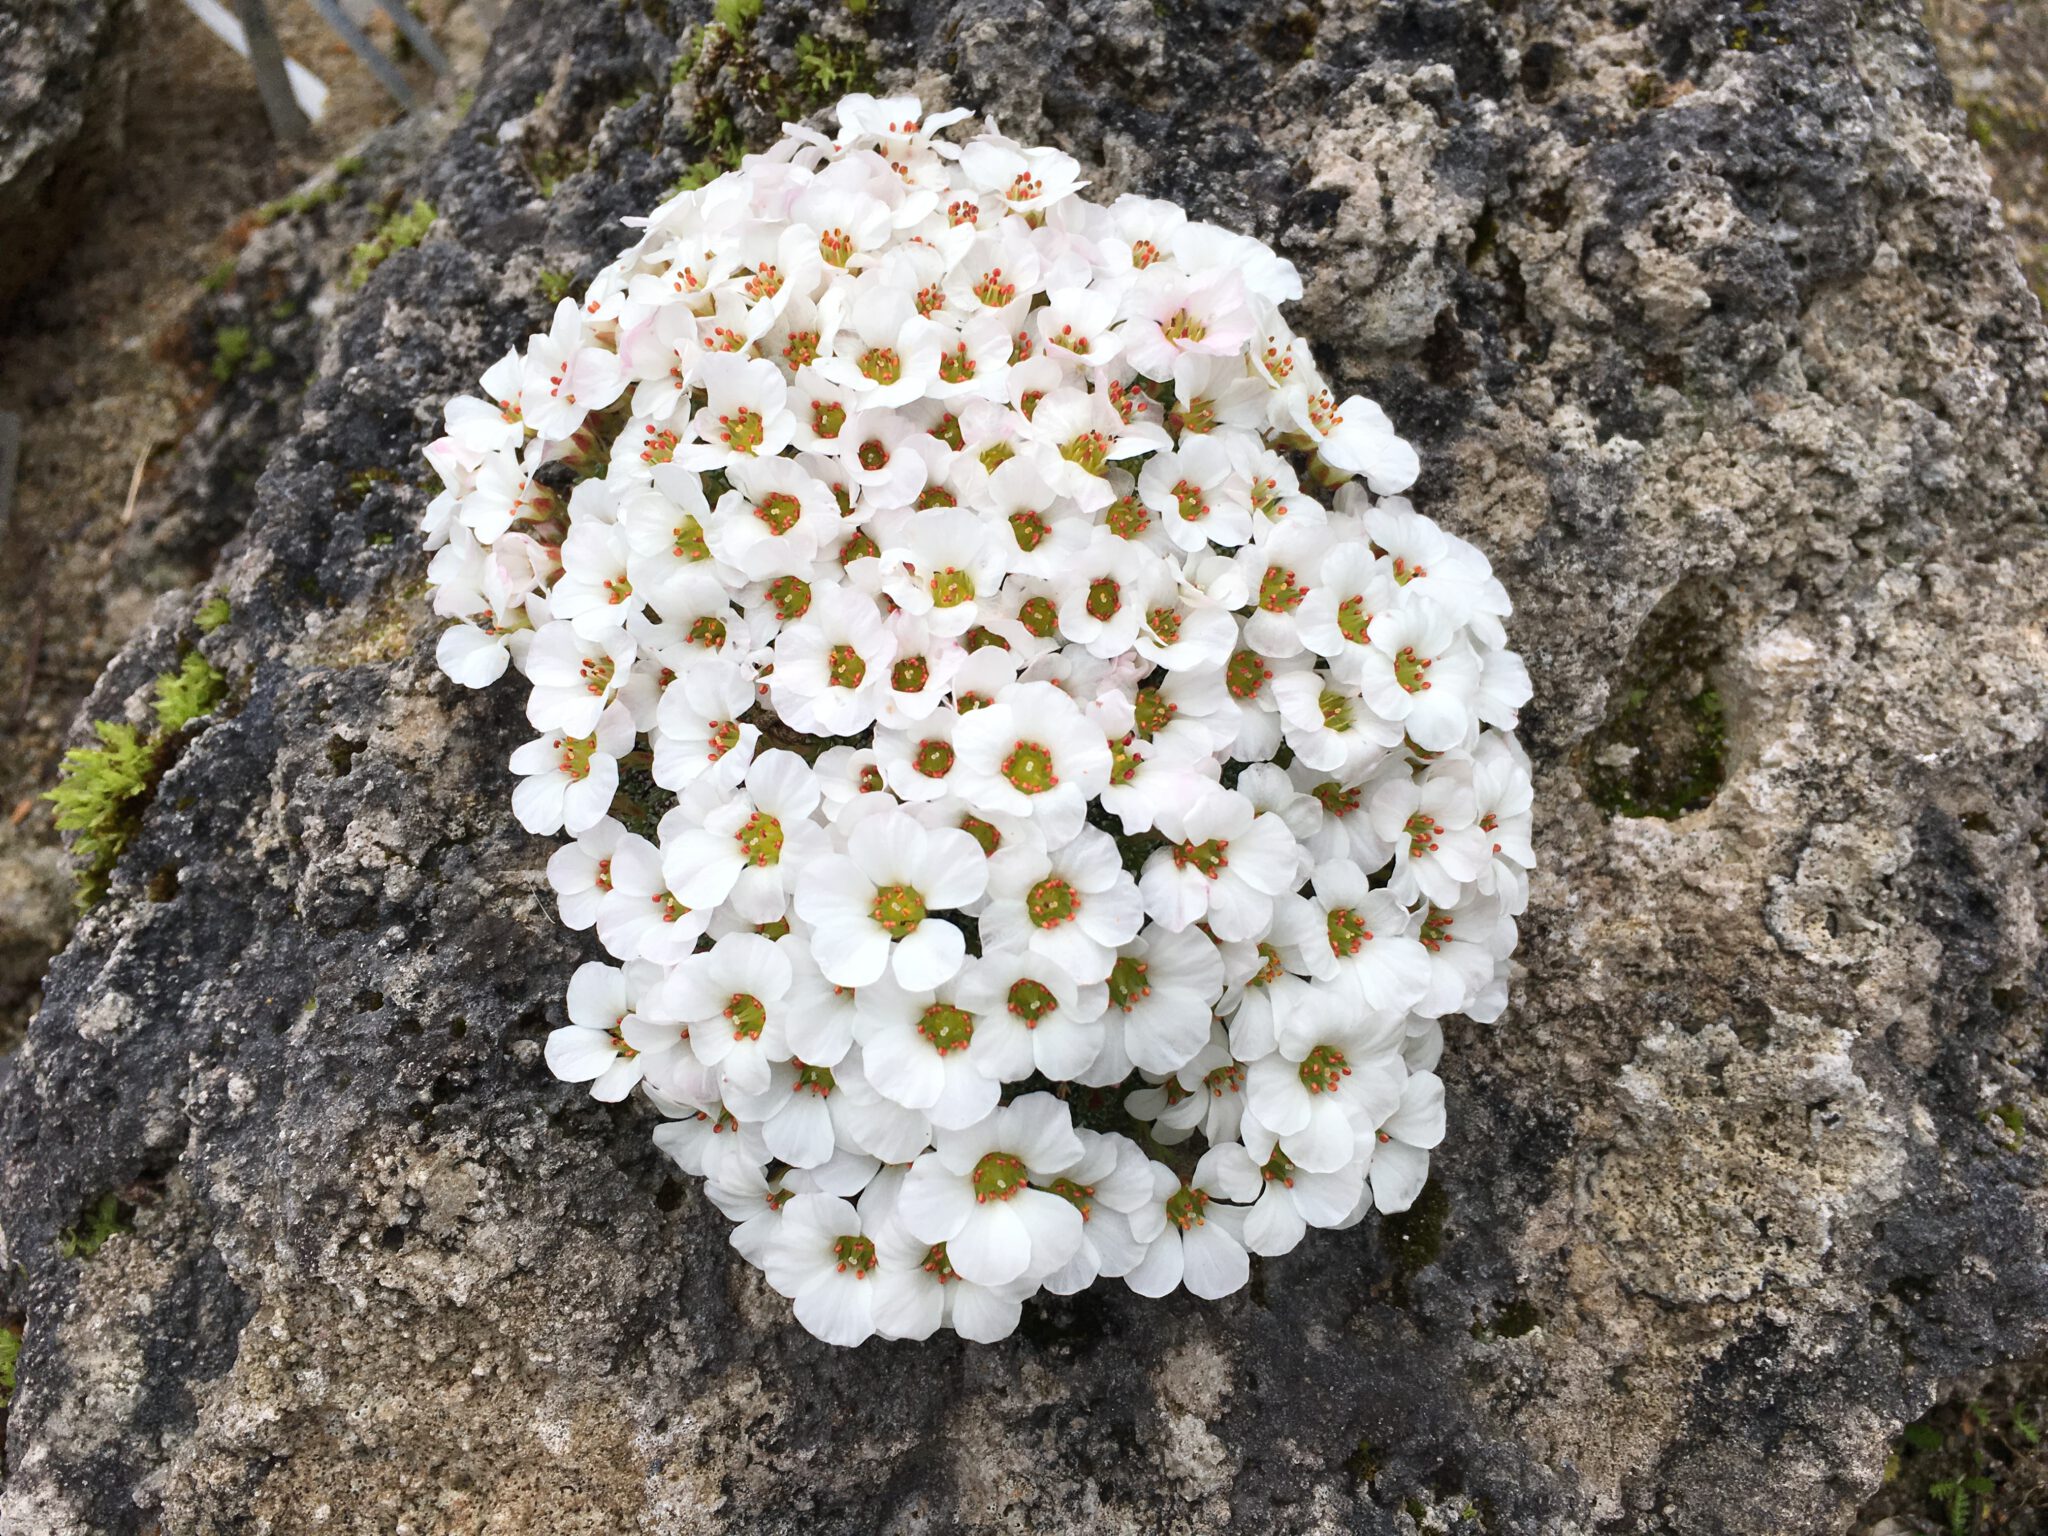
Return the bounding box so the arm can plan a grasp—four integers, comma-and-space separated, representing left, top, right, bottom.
1250, 474, 1283, 519
1402, 811, 1444, 859
1027, 875, 1078, 928
1007, 171, 1045, 204
920, 1241, 961, 1281
980, 441, 1016, 473
1479, 811, 1503, 853
1106, 494, 1150, 539
707, 325, 747, 354
1019, 595, 1059, 637
930, 567, 974, 608
1007, 977, 1057, 1024
1249, 941, 1285, 987
1204, 1060, 1245, 1097
938, 342, 976, 383
857, 765, 886, 793
1106, 956, 1151, 1013
1046, 1176, 1095, 1218
1002, 740, 1058, 794
793, 1061, 836, 1097
735, 810, 784, 866
743, 263, 783, 301
687, 615, 728, 648
915, 282, 946, 317
754, 492, 804, 535
1327, 906, 1372, 957
1394, 646, 1435, 693
956, 690, 994, 712
1085, 577, 1121, 621
783, 330, 822, 369
858, 346, 903, 386
593, 857, 614, 893
1312, 781, 1361, 818
827, 643, 867, 690
1225, 650, 1273, 700
1259, 565, 1307, 613
1172, 837, 1230, 878
1060, 430, 1111, 475
819, 227, 854, 267
669, 515, 710, 561
1007, 509, 1048, 551
767, 575, 811, 619
556, 733, 598, 779
856, 437, 888, 471
917, 1002, 975, 1054
725, 992, 767, 1040
1318, 690, 1354, 731
1165, 1185, 1210, 1230
1260, 1147, 1297, 1187
1298, 1043, 1352, 1095
1419, 906, 1454, 952
1391, 556, 1426, 585
1171, 479, 1209, 523
605, 1026, 639, 1059
1130, 238, 1161, 268
1130, 688, 1179, 737
973, 266, 1017, 306
971, 1150, 1027, 1203
892, 654, 930, 693
1338, 594, 1373, 644
640, 426, 679, 465
913, 738, 955, 779
653, 891, 688, 924
1146, 605, 1184, 644
706, 718, 742, 762
578, 656, 615, 696
1169, 394, 1217, 436
864, 875, 928, 934
958, 813, 1001, 855
832, 1232, 878, 1276
947, 198, 980, 227
809, 399, 846, 439
718, 407, 765, 453
602, 574, 633, 606
1161, 307, 1208, 345
839, 528, 879, 565
1108, 734, 1143, 785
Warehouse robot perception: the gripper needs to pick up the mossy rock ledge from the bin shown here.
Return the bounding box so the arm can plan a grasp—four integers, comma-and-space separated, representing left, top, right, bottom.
3, 0, 2047, 1531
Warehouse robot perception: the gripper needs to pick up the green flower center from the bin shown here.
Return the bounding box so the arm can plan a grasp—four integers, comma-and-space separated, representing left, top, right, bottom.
1327, 907, 1370, 956
971, 1150, 1027, 1202
1312, 781, 1361, 818
858, 346, 903, 386
857, 438, 888, 472
754, 491, 803, 535
1173, 838, 1229, 878
1086, 578, 1121, 622
1259, 565, 1307, 613
980, 441, 1016, 472
832, 1233, 878, 1276
794, 1061, 836, 1097
1203, 1061, 1245, 1096
1299, 1044, 1350, 1094
1171, 480, 1207, 523
892, 654, 930, 693
579, 656, 615, 696
871, 883, 926, 934
1019, 595, 1060, 637
1165, 1185, 1210, 1231
1108, 735, 1142, 785
1107, 957, 1150, 1013
718, 407, 765, 454
1105, 494, 1149, 539
1008, 510, 1047, 550
558, 733, 597, 780
931, 567, 974, 608
1261, 1148, 1296, 1185
687, 615, 727, 649
767, 575, 811, 619
1061, 431, 1110, 475
917, 1002, 975, 1054
1225, 650, 1271, 700
1251, 941, 1284, 987
1134, 689, 1175, 737
811, 400, 845, 439
1008, 978, 1057, 1024
958, 814, 1001, 856
1027, 876, 1076, 928
1002, 741, 1057, 795
735, 810, 783, 867
1161, 307, 1208, 344
921, 1241, 960, 1281
1403, 812, 1442, 859
914, 739, 955, 779
1146, 605, 1183, 644
938, 345, 977, 384
1046, 1176, 1094, 1217
1395, 645, 1433, 693
838, 528, 879, 565
706, 719, 741, 762
726, 992, 766, 1040
827, 643, 867, 689
1318, 690, 1354, 731
1337, 594, 1371, 644
1420, 907, 1453, 951
671, 516, 709, 561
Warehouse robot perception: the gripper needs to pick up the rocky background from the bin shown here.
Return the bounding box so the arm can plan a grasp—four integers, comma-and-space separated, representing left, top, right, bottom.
1, 0, 2045, 1532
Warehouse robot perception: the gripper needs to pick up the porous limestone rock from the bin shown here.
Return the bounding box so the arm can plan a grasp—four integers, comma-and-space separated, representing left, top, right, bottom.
1, 0, 2044, 1530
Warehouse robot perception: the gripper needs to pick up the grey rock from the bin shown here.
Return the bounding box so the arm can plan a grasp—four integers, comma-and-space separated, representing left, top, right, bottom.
0, 0, 136, 309
3, 0, 2045, 1531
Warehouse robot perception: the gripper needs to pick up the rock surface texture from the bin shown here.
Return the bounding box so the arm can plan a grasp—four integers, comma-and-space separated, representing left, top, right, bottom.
3, 0, 2046, 1531
0, 0, 136, 309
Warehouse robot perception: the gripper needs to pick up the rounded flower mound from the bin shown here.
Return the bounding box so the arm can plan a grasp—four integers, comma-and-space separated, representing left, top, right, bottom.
422, 95, 1535, 1346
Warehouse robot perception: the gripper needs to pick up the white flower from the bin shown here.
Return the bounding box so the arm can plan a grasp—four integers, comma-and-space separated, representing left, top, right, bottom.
952, 948, 1106, 1081
520, 298, 626, 440
1124, 1148, 1257, 1300
978, 824, 1141, 984
769, 583, 898, 736
668, 932, 796, 1097
1138, 435, 1251, 551
1369, 770, 1490, 909
950, 680, 1112, 848
509, 701, 634, 836
850, 973, 1002, 1129
869, 1223, 1033, 1342
705, 455, 841, 581
680, 352, 798, 468
760, 1193, 881, 1346
1369, 1070, 1445, 1213
546, 816, 626, 930
1242, 1003, 1405, 1173
660, 749, 824, 923
523, 621, 636, 736
1100, 923, 1225, 1077
794, 806, 987, 988
1355, 599, 1483, 752
544, 959, 667, 1101
650, 653, 759, 790
1137, 783, 1300, 943
896, 1093, 1084, 1285
1304, 392, 1417, 494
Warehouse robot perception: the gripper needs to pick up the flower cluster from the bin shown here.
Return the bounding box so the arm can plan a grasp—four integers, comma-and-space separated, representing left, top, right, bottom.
421, 96, 1533, 1345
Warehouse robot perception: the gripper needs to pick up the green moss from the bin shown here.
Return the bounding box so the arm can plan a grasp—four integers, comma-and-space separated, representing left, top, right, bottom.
45, 655, 229, 906
201, 258, 238, 293
1872, 1388, 2048, 1535
1346, 1438, 1381, 1483
196, 597, 232, 634
56, 1192, 130, 1261
0, 1322, 17, 1407
1582, 588, 1730, 820
713, 0, 761, 32
348, 199, 436, 288
538, 267, 576, 305
1381, 1178, 1449, 1294
793, 33, 871, 100
210, 325, 252, 382
348, 466, 402, 500
1982, 1103, 2026, 1145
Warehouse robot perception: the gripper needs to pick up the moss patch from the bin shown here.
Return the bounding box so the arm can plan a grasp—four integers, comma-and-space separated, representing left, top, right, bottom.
348, 199, 436, 288
1862, 1382, 2048, 1535
1581, 584, 1729, 819
56, 1191, 132, 1261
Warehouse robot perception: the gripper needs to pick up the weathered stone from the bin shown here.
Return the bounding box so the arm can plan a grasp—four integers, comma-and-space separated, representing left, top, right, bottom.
2, 0, 2045, 1531
0, 0, 136, 308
